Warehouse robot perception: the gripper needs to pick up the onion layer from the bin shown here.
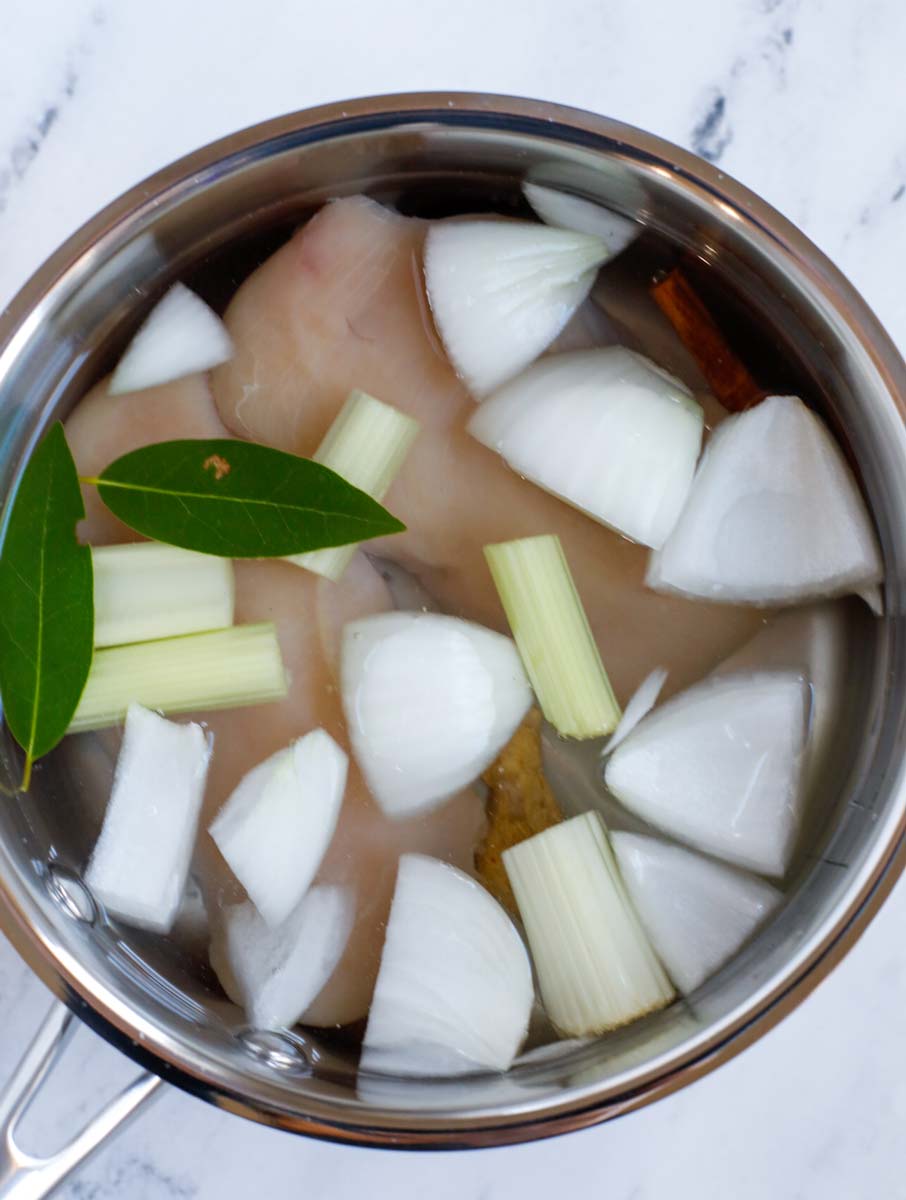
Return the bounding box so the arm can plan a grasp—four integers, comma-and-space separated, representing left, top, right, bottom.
341, 612, 532, 818
602, 667, 668, 756
612, 831, 781, 993
424, 220, 609, 397
211, 885, 354, 1030
87, 704, 211, 932
361, 854, 533, 1076
523, 182, 640, 258
209, 729, 347, 927
647, 394, 883, 603
108, 283, 233, 395
469, 348, 704, 549
605, 671, 809, 877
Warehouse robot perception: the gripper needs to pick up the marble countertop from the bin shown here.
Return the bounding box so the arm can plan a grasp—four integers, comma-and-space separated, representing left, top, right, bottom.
2, 0, 906, 1196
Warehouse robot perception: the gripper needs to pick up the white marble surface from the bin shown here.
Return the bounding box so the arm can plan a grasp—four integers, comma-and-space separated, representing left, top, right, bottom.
2, 0, 906, 1195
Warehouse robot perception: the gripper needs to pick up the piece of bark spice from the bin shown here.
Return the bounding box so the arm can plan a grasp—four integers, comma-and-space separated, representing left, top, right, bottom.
651, 268, 767, 413
475, 708, 563, 914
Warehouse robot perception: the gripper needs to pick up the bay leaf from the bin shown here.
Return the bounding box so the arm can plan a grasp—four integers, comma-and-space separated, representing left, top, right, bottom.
85, 439, 405, 557
0, 423, 94, 789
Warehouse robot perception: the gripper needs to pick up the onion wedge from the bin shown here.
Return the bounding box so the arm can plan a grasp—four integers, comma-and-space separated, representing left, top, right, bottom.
612, 832, 781, 993
469, 348, 703, 549
424, 220, 609, 397
605, 671, 809, 877
361, 854, 533, 1075
341, 612, 532, 818
109, 283, 233, 395
523, 182, 640, 258
209, 729, 347, 927
86, 704, 211, 932
210, 885, 354, 1030
647, 395, 883, 603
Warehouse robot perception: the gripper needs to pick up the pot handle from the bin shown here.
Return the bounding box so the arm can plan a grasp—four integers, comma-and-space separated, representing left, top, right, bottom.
0, 1000, 162, 1200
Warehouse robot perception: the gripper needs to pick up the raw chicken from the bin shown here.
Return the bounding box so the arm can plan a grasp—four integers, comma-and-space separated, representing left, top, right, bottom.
63, 370, 482, 1027
212, 196, 764, 700
65, 372, 229, 545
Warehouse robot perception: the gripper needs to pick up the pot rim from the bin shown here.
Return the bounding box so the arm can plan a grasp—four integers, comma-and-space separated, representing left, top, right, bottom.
1, 90, 904, 1148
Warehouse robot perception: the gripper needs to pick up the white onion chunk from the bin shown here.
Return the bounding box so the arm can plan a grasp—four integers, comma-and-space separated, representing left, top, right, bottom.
209, 729, 347, 927
211, 885, 354, 1030
362, 855, 533, 1076
109, 283, 233, 395
424, 220, 609, 397
613, 832, 781, 993
605, 671, 809, 877
87, 703, 211, 932
341, 612, 532, 818
648, 395, 883, 604
469, 348, 704, 549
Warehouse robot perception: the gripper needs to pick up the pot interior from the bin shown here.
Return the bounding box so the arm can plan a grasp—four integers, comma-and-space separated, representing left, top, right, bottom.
0, 101, 903, 1143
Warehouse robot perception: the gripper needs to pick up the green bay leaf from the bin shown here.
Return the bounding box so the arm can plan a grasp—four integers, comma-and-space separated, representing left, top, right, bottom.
87, 439, 405, 557
0, 423, 94, 788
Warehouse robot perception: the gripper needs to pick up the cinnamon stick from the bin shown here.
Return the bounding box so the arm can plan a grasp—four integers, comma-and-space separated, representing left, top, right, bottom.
652, 268, 766, 412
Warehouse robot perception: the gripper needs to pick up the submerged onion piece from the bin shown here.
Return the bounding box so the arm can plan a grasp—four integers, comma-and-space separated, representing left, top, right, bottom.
209, 729, 347, 927
469, 348, 704, 549
605, 671, 809, 877
612, 832, 781, 993
504, 812, 674, 1037
602, 667, 668, 756
523, 182, 640, 258
109, 283, 233, 395
341, 612, 532, 818
424, 220, 609, 397
361, 854, 533, 1075
210, 885, 354, 1030
716, 600, 854, 814
87, 704, 211, 932
648, 394, 883, 603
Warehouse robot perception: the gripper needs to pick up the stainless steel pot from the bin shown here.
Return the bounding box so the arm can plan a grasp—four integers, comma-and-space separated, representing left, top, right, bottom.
0, 92, 904, 1197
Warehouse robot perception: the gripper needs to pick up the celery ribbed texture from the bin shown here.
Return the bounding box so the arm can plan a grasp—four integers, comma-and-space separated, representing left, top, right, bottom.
484, 534, 620, 738
287, 389, 418, 581
69, 623, 286, 732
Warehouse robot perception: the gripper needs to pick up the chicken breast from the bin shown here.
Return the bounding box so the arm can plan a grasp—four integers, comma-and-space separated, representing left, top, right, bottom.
65, 372, 229, 545
212, 195, 764, 701
63, 365, 482, 1027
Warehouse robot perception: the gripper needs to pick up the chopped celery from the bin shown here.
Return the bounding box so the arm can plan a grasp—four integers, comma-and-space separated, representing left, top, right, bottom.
69, 623, 287, 733
92, 542, 235, 647
484, 534, 620, 738
503, 812, 674, 1036
287, 389, 419, 581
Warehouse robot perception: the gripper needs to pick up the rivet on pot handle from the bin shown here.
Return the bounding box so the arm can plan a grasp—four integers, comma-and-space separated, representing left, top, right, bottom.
0, 1000, 162, 1199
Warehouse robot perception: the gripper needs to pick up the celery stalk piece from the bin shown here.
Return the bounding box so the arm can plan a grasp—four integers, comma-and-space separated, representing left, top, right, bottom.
503, 812, 675, 1036
286, 389, 419, 581
484, 534, 620, 738
92, 542, 235, 647
69, 623, 287, 733
86, 703, 211, 932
